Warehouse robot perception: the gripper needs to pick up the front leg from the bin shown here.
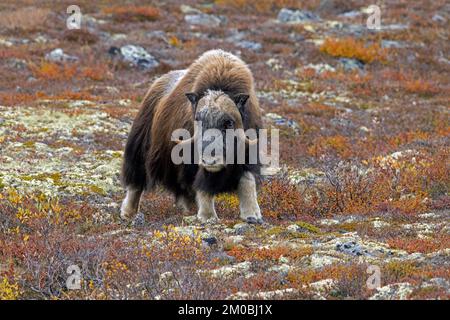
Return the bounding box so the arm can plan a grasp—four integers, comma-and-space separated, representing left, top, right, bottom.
196, 191, 218, 223
120, 186, 143, 220
237, 172, 262, 224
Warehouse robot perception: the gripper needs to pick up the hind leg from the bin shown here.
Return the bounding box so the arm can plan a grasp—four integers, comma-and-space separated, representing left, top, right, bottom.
175, 194, 192, 213
120, 186, 143, 220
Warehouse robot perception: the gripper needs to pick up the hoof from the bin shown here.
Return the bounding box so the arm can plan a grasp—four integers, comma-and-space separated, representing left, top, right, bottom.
245, 217, 258, 224
256, 218, 264, 224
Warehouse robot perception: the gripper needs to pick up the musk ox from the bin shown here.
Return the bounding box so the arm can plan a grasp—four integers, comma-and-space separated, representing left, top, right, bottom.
120, 49, 264, 223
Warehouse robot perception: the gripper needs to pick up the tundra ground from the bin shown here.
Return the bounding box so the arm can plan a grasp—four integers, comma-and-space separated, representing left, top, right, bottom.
0, 0, 449, 299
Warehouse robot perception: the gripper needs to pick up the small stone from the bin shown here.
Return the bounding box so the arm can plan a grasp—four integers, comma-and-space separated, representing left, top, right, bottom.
234, 222, 253, 235
277, 8, 320, 23
131, 212, 145, 228
7, 58, 27, 69
202, 236, 218, 246
180, 5, 202, 14
372, 219, 390, 229
264, 113, 300, 134
183, 215, 198, 225
381, 40, 407, 49
432, 14, 446, 23
304, 63, 336, 74
45, 48, 78, 63
287, 224, 301, 233
184, 14, 225, 27
338, 58, 364, 71
235, 40, 262, 51
225, 235, 244, 244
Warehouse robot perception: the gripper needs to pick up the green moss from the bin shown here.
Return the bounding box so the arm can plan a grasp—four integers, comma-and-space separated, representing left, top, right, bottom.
334, 222, 359, 232
296, 221, 321, 233
89, 185, 106, 196
23, 141, 35, 148
385, 261, 419, 279
20, 173, 62, 184
266, 226, 285, 236
358, 102, 376, 110
266, 225, 312, 239
0, 177, 4, 189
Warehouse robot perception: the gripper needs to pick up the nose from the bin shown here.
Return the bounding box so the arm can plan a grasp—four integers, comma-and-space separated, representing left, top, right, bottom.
203, 158, 216, 166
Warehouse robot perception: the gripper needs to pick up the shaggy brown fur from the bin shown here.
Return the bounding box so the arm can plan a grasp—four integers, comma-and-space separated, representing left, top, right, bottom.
121, 50, 262, 206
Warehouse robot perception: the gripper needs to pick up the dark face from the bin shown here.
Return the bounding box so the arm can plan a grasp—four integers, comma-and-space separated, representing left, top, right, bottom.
186, 90, 248, 172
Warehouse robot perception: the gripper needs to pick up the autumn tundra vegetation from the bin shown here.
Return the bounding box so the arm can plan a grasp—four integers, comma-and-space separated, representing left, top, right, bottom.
0, 0, 449, 300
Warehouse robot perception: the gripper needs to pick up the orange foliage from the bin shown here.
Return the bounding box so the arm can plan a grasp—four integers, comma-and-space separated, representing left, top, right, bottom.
104, 6, 160, 22
387, 236, 450, 254
80, 64, 112, 81
404, 79, 440, 96
30, 61, 77, 81
215, 0, 308, 14
308, 135, 351, 158
259, 178, 308, 220
227, 245, 312, 262
0, 90, 96, 106
320, 37, 388, 64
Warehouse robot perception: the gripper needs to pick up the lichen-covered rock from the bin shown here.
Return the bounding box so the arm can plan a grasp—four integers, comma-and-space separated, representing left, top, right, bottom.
369, 283, 413, 300
208, 262, 251, 279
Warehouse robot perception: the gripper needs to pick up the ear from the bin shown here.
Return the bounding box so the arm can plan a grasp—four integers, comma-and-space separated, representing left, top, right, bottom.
185, 92, 199, 106
233, 94, 249, 112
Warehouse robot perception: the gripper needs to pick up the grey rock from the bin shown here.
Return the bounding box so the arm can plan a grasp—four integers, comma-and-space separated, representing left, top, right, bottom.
202, 236, 218, 246
7, 58, 27, 69
425, 278, 449, 290
277, 8, 320, 23
131, 212, 145, 228
185, 14, 226, 27
336, 241, 366, 256
180, 5, 202, 14
330, 117, 356, 129
339, 10, 362, 18
432, 14, 446, 23
338, 58, 365, 71
233, 222, 254, 235
264, 113, 300, 134
381, 24, 409, 31
381, 40, 408, 49
236, 40, 262, 51
369, 283, 413, 300
45, 48, 78, 63
119, 45, 159, 70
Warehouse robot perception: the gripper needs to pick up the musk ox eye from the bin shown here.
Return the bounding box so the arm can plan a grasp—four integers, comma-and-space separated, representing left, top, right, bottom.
223, 120, 234, 129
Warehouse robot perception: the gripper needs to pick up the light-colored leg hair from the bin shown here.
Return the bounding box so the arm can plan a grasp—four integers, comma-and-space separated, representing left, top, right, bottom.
120, 186, 143, 220
196, 191, 218, 222
237, 172, 262, 223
